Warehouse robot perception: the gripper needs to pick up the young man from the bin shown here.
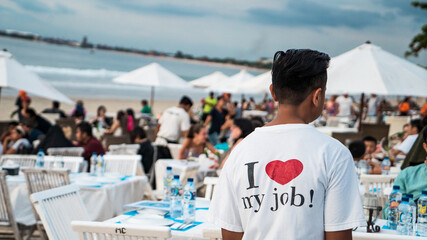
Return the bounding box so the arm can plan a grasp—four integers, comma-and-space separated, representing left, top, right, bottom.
155, 96, 192, 144
202, 92, 217, 122
42, 101, 67, 118
336, 93, 354, 118
75, 122, 105, 168
391, 119, 422, 156
204, 96, 226, 146
209, 49, 365, 240
140, 99, 152, 115
350, 140, 382, 175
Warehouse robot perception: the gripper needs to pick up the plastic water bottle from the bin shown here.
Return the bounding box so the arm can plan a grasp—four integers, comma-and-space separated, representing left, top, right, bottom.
417, 190, 427, 237
406, 193, 417, 235
382, 156, 391, 175
183, 178, 196, 224
36, 150, 45, 168
96, 154, 105, 177
388, 185, 402, 230
90, 153, 97, 176
170, 175, 183, 219
163, 166, 173, 201
397, 197, 412, 235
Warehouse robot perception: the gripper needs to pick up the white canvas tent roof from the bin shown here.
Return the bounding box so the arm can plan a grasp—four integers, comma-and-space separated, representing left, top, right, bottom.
189, 71, 228, 88
206, 70, 254, 93
327, 42, 427, 97
0, 51, 74, 104
113, 62, 191, 89
240, 71, 272, 94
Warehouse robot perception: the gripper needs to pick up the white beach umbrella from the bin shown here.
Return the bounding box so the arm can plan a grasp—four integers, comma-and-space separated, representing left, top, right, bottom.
207, 70, 254, 93
189, 71, 229, 88
240, 71, 272, 94
0, 50, 74, 104
327, 42, 427, 97
113, 62, 191, 107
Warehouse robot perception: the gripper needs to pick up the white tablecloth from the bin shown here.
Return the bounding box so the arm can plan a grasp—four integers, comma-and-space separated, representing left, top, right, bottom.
155, 159, 216, 191
6, 173, 147, 226
353, 219, 424, 239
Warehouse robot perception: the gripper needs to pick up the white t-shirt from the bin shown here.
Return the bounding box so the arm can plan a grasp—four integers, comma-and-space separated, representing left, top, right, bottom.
9, 138, 31, 151
336, 96, 353, 117
367, 97, 379, 116
394, 134, 418, 154
156, 107, 190, 142
209, 124, 366, 239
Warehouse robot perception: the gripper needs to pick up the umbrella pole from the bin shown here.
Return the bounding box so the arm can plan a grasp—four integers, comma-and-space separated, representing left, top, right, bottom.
150, 86, 155, 110
358, 93, 365, 132
0, 87, 2, 104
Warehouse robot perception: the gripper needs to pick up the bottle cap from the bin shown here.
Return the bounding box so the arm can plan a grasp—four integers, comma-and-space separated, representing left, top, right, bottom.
384, 156, 389, 160
188, 178, 194, 182
167, 166, 172, 171
393, 185, 400, 190
405, 193, 413, 199
422, 190, 427, 195
92, 152, 97, 155
401, 197, 409, 202
173, 175, 179, 180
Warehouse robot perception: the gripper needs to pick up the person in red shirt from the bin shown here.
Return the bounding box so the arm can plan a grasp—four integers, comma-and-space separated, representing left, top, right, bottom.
75, 121, 105, 171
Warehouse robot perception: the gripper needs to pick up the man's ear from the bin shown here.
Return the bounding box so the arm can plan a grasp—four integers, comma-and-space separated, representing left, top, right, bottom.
269, 84, 278, 102
312, 88, 323, 107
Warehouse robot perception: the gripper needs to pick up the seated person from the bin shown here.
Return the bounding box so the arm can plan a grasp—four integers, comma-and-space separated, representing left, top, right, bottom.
104, 110, 125, 135
131, 127, 154, 174
25, 108, 52, 134
74, 122, 105, 169
220, 118, 254, 169
393, 126, 427, 200
349, 140, 382, 174
21, 118, 44, 143
1, 126, 31, 154
390, 119, 422, 156
178, 124, 217, 160
33, 125, 74, 154
362, 136, 381, 160
90, 105, 112, 129
141, 99, 152, 115
42, 101, 67, 118
0, 121, 19, 143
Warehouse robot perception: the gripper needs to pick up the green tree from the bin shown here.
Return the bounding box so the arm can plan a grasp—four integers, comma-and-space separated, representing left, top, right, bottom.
405, 1, 427, 57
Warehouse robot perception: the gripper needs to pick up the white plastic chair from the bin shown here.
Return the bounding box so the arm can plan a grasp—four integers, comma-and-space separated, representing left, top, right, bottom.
47, 147, 84, 157
0, 154, 36, 167
71, 221, 171, 240
167, 143, 182, 159
108, 144, 140, 155
43, 156, 84, 172
203, 227, 222, 240
360, 174, 397, 214
103, 155, 142, 176
30, 185, 89, 240
204, 177, 219, 200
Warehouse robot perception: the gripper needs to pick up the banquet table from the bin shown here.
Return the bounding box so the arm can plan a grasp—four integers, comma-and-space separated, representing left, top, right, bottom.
155, 159, 216, 191
353, 219, 424, 239
6, 173, 147, 226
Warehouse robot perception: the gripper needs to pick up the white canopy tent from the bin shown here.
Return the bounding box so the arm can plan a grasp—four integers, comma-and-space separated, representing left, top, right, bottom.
240, 71, 272, 94
206, 70, 254, 93
113, 62, 191, 107
327, 42, 427, 97
189, 71, 229, 88
0, 51, 74, 104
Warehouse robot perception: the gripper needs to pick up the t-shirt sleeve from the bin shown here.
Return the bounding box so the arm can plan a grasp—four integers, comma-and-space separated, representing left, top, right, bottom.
180, 113, 190, 132
324, 149, 366, 232
208, 155, 244, 232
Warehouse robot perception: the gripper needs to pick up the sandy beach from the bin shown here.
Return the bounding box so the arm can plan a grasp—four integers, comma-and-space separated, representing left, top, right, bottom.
0, 96, 199, 121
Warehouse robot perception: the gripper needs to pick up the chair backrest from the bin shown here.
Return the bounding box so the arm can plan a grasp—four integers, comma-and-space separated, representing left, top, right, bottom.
47, 147, 84, 157
0, 154, 37, 168
204, 177, 219, 200
22, 169, 71, 194
0, 171, 21, 240
384, 116, 410, 137
30, 185, 89, 240
103, 155, 141, 176
360, 174, 397, 214
203, 227, 222, 240
361, 123, 390, 142
103, 135, 131, 149
71, 221, 171, 240
167, 143, 182, 159
108, 144, 140, 155
43, 156, 84, 172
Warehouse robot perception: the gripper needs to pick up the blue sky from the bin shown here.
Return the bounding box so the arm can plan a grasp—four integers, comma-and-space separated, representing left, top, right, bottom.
0, 0, 426, 64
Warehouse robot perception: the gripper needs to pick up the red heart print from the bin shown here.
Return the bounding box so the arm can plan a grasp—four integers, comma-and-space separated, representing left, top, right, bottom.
265, 159, 303, 185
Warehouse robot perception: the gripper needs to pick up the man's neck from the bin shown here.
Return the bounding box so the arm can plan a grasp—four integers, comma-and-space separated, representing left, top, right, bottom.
266, 105, 311, 126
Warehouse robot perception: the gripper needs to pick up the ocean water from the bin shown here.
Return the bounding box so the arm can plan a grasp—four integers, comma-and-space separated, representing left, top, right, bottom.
0, 36, 265, 101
